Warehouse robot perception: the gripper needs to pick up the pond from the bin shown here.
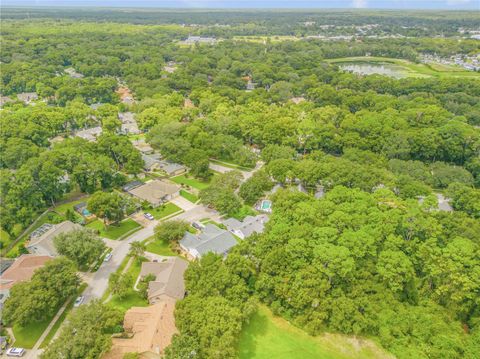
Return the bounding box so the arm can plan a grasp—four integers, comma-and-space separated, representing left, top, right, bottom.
339, 61, 409, 78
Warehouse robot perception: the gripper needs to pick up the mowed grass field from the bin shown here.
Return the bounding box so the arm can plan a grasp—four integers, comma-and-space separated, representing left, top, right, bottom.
326, 56, 480, 79
238, 306, 394, 359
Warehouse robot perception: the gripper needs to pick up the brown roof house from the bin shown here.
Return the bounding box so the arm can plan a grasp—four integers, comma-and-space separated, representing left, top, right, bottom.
127, 180, 180, 207
0, 254, 52, 307
26, 220, 82, 257
139, 257, 188, 304
104, 258, 188, 359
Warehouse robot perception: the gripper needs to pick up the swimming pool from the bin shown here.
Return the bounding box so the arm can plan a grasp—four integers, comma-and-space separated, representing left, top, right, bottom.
260, 200, 272, 212
82, 208, 91, 216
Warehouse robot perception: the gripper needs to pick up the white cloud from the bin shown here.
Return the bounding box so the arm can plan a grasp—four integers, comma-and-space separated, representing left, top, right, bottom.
352, 0, 368, 8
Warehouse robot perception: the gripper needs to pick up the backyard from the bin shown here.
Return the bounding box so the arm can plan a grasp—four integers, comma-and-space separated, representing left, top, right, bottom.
170, 174, 212, 190
238, 306, 393, 359
86, 218, 141, 240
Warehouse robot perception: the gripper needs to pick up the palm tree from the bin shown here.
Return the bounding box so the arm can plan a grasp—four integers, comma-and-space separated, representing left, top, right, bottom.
129, 241, 146, 259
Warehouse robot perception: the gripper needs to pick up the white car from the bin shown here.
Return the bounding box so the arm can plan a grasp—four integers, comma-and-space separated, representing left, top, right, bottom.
104, 253, 112, 262
6, 348, 25, 357
144, 213, 154, 220
74, 296, 85, 307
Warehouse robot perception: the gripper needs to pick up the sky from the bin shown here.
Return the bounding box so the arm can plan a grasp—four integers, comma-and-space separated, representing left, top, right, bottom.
1, 0, 479, 9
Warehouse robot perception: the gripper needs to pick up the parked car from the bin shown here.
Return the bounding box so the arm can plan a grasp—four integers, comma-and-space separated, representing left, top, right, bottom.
104, 253, 112, 262
191, 221, 205, 230
74, 296, 85, 307
144, 213, 154, 220
6, 348, 25, 357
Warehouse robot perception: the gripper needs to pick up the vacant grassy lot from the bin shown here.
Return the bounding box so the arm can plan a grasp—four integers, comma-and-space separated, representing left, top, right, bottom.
86, 218, 141, 240
238, 306, 393, 359
326, 56, 480, 79
171, 174, 212, 190
148, 202, 182, 220
145, 238, 177, 256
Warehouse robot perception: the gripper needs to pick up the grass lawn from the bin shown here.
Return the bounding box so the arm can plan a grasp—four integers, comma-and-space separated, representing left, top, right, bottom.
39, 283, 88, 348
146, 238, 177, 256
210, 158, 255, 171
86, 218, 141, 240
12, 319, 51, 349
106, 258, 148, 312
180, 189, 199, 203
239, 306, 393, 359
53, 197, 89, 216
148, 202, 182, 220
326, 56, 480, 79
170, 174, 212, 190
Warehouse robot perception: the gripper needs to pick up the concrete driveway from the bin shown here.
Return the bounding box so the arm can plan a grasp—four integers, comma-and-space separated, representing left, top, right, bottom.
170, 196, 197, 211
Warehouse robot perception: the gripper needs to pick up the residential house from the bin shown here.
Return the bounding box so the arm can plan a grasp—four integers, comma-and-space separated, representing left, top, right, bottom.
132, 139, 154, 154
105, 301, 177, 359
179, 224, 237, 259
75, 126, 103, 142
223, 215, 269, 240
142, 153, 163, 172
122, 180, 144, 192
26, 220, 82, 256
127, 180, 180, 207
17, 92, 38, 104
0, 255, 52, 306
64, 67, 84, 79
246, 80, 256, 91
0, 96, 12, 107
158, 161, 186, 177
417, 193, 453, 212
139, 257, 188, 304
118, 112, 141, 135
290, 96, 306, 104
181, 36, 217, 45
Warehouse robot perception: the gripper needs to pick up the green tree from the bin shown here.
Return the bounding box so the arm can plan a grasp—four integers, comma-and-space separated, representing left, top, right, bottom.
154, 220, 189, 244
3, 257, 80, 326
88, 191, 126, 226
54, 229, 106, 268
40, 301, 123, 359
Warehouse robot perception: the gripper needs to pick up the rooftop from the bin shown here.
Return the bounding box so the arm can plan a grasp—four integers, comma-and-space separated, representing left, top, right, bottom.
128, 180, 180, 206
180, 224, 237, 258
223, 214, 269, 239
140, 257, 188, 302
27, 220, 81, 257
0, 254, 52, 290
106, 301, 177, 358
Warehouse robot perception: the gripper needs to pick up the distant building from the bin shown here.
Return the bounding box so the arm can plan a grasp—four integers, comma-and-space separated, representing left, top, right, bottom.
142, 153, 186, 176
181, 35, 217, 45
132, 139, 154, 154
142, 153, 163, 172
17, 92, 38, 104
127, 180, 181, 207
223, 215, 269, 240
0, 254, 52, 307
75, 126, 103, 142
290, 96, 306, 104
0, 96, 13, 107
118, 112, 141, 135
64, 67, 84, 79
180, 224, 237, 259
246, 80, 256, 91
26, 221, 82, 257
139, 257, 188, 304
158, 161, 186, 177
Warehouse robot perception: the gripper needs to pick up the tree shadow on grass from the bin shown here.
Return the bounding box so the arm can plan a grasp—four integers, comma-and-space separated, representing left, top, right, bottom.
238, 309, 269, 359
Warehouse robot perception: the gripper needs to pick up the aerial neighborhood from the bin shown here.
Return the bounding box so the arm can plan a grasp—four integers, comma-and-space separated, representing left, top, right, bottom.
1, 5, 479, 359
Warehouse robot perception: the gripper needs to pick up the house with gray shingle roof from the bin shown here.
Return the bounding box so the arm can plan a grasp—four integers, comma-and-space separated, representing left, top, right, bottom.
223, 215, 269, 240
26, 220, 82, 257
179, 224, 237, 259
139, 257, 188, 304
